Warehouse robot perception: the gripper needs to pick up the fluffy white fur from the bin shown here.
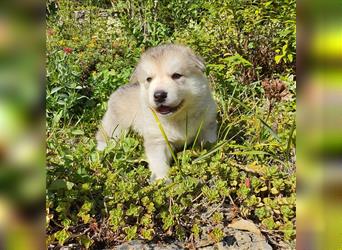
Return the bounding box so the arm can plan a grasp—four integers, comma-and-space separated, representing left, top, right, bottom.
96, 44, 217, 181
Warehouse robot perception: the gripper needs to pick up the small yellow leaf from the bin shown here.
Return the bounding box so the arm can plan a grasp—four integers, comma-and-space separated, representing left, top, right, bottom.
271, 187, 279, 194
274, 209, 281, 214
275, 55, 282, 64
245, 162, 266, 175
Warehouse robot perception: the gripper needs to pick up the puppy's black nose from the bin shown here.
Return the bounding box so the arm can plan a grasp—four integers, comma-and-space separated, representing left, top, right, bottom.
154, 90, 167, 103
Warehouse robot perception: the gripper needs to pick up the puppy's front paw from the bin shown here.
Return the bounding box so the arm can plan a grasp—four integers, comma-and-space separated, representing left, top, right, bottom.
200, 122, 217, 145
149, 174, 171, 184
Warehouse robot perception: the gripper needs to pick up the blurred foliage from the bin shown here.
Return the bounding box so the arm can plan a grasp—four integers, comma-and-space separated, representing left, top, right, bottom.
46, 0, 296, 248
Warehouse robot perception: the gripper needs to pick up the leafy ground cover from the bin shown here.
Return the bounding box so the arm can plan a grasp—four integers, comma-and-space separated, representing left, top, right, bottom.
46, 0, 296, 248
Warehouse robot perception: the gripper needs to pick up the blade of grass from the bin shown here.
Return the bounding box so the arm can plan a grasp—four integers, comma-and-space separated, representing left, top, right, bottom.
192, 118, 205, 150
286, 118, 296, 160
192, 107, 209, 150
192, 141, 227, 163
217, 83, 238, 138
228, 150, 271, 156
222, 119, 243, 141
150, 108, 179, 166
229, 96, 281, 142
181, 112, 189, 165
225, 81, 238, 114
258, 118, 281, 142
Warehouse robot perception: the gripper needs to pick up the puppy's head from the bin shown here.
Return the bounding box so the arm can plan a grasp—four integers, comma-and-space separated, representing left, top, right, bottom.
130, 44, 209, 117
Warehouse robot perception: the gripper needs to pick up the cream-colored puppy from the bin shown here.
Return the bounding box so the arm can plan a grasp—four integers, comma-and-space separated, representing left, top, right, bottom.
96, 44, 217, 181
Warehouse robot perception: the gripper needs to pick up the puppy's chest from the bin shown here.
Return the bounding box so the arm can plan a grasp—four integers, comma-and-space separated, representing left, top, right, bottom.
163, 118, 200, 147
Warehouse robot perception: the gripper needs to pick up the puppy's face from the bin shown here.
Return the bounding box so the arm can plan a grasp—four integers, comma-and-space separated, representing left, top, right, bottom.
131, 45, 208, 117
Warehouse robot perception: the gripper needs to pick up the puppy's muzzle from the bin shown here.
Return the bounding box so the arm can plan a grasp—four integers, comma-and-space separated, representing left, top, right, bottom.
154, 90, 167, 104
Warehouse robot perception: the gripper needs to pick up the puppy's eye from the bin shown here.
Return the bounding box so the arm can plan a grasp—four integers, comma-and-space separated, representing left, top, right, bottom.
171, 73, 183, 80
146, 77, 152, 82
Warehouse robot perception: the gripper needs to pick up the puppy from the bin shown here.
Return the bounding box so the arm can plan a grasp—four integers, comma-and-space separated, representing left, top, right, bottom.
96, 44, 217, 181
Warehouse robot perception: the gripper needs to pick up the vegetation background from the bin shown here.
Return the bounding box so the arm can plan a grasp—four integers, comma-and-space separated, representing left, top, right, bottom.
46, 0, 296, 248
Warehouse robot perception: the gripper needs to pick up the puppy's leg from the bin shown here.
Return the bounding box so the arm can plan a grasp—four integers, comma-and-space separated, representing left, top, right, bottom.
96, 110, 122, 151
199, 120, 217, 144
144, 141, 171, 182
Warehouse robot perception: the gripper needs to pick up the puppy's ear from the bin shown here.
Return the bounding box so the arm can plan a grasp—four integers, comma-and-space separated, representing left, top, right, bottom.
191, 54, 206, 72
129, 66, 139, 84
186, 47, 205, 72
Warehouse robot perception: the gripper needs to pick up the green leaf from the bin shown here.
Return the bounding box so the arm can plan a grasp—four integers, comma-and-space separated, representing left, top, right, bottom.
279, 221, 295, 240
192, 224, 201, 238
78, 235, 94, 248
66, 181, 75, 190
270, 187, 279, 194
77, 201, 93, 223
262, 217, 276, 230
162, 215, 174, 231
124, 226, 138, 240
126, 205, 141, 217
282, 44, 288, 53
275, 55, 283, 64
49, 179, 68, 190
51, 86, 63, 94
52, 110, 63, 127
54, 229, 71, 245
141, 228, 154, 240
264, 1, 272, 7
210, 227, 224, 242
72, 129, 84, 135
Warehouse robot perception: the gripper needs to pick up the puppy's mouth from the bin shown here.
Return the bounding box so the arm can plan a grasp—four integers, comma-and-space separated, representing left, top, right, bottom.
155, 100, 184, 115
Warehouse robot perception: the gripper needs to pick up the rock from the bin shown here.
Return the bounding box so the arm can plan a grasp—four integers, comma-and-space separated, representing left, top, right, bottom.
222, 229, 273, 250
114, 240, 183, 250
113, 228, 273, 250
